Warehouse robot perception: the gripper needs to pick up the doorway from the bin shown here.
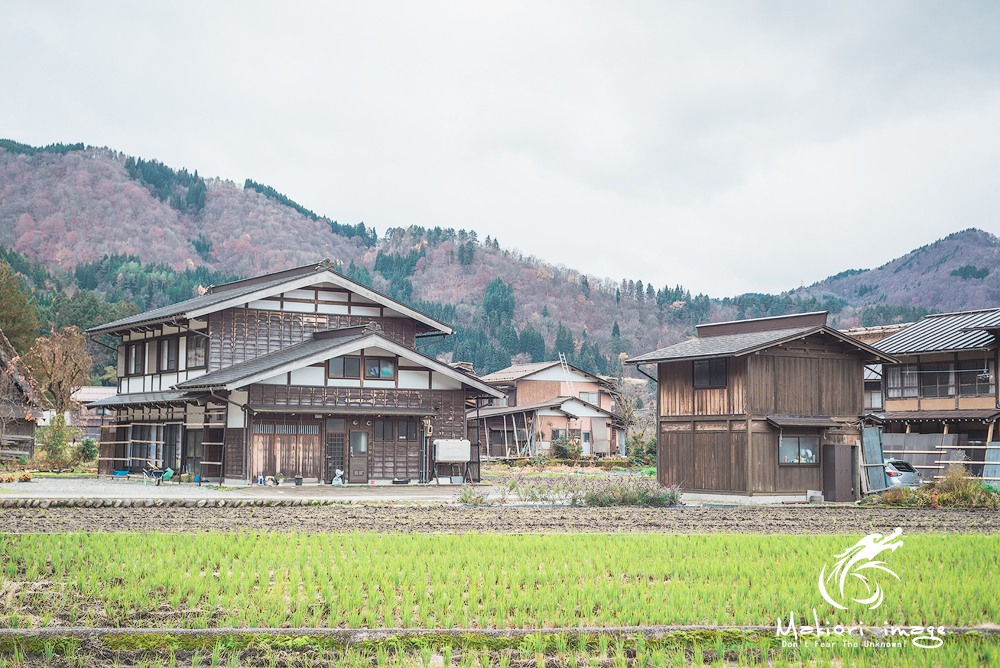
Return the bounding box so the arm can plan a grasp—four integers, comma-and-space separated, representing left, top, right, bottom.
349, 431, 368, 483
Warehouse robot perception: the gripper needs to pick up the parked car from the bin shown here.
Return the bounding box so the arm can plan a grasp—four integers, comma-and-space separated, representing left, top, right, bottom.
885, 459, 923, 489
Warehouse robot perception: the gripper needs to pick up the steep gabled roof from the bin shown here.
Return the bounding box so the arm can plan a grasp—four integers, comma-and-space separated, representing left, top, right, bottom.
466, 396, 613, 420
626, 325, 895, 365
873, 308, 1000, 356
86, 260, 453, 336
172, 325, 503, 398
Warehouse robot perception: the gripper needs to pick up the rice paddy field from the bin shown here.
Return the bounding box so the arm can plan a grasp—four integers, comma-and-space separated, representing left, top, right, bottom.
1, 529, 998, 666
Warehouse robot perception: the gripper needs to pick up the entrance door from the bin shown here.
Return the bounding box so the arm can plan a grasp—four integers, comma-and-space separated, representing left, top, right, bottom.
185, 430, 204, 477
326, 418, 347, 483
581, 431, 592, 456
349, 431, 368, 483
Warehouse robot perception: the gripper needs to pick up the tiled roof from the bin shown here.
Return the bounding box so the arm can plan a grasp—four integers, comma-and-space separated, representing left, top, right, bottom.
872, 308, 1000, 356
625, 326, 818, 364
87, 261, 453, 335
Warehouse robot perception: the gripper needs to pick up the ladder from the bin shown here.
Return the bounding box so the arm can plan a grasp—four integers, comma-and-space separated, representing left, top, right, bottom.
558, 352, 575, 397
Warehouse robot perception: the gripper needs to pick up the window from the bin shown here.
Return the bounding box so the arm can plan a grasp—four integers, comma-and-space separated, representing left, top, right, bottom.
582, 431, 591, 445
886, 364, 918, 398
579, 391, 598, 404
398, 420, 419, 440
126, 342, 145, 376
958, 360, 995, 397
328, 356, 361, 378
365, 357, 395, 379
158, 338, 178, 372
693, 358, 726, 388
779, 436, 819, 465
921, 363, 955, 398
491, 396, 508, 408
186, 335, 207, 369
550, 429, 566, 441
374, 420, 394, 440
864, 380, 883, 410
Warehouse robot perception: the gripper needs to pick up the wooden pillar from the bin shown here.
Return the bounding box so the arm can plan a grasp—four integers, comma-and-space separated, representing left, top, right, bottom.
988, 421, 995, 443
905, 422, 911, 434
943, 423, 949, 436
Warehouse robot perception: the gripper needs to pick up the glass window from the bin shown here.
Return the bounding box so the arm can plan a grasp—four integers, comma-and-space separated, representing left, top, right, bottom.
350, 431, 368, 455
693, 358, 726, 388
127, 342, 145, 376
920, 363, 955, 398
364, 357, 396, 379
550, 429, 566, 441
328, 356, 361, 378
779, 436, 819, 464
326, 418, 346, 430
886, 364, 918, 398
398, 420, 418, 440
582, 431, 591, 444
375, 420, 394, 440
185, 335, 207, 369
579, 392, 598, 404
159, 338, 178, 372
958, 360, 995, 397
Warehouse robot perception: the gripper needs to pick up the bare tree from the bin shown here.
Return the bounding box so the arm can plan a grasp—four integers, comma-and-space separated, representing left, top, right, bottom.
0, 329, 42, 458
25, 326, 93, 414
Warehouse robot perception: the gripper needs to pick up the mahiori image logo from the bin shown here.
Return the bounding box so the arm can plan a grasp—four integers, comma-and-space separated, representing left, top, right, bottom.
818, 528, 904, 610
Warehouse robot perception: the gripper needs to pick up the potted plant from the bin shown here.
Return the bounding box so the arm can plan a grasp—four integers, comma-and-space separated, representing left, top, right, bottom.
275, 473, 284, 485
295, 473, 303, 486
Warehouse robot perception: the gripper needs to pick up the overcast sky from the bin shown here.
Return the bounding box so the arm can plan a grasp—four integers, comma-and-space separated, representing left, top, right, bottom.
3, 1, 999, 297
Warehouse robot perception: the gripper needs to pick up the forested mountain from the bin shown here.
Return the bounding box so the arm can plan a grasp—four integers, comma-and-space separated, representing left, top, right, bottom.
0, 139, 994, 378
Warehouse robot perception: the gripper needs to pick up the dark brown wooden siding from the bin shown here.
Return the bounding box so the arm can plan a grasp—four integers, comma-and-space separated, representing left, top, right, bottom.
658, 359, 746, 417
208, 308, 418, 370
224, 427, 244, 479
658, 422, 746, 491
747, 341, 863, 417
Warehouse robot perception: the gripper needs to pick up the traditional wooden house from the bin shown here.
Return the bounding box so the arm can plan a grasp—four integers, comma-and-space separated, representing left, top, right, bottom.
0, 328, 43, 461
87, 261, 504, 484
469, 361, 622, 457
626, 312, 895, 500
870, 308, 1000, 479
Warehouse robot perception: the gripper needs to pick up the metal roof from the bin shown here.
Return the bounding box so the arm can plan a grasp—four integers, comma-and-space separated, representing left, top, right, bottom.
87, 391, 198, 408
173, 327, 504, 398
86, 261, 453, 336
878, 409, 1000, 422
872, 308, 1000, 356
466, 396, 612, 420
767, 415, 843, 428
479, 361, 604, 384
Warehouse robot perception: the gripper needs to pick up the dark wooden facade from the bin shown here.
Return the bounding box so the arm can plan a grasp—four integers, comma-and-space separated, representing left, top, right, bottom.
90, 263, 499, 484
628, 314, 890, 497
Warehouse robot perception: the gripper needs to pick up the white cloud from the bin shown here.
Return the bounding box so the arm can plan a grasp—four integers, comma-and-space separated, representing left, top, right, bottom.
2, 1, 999, 296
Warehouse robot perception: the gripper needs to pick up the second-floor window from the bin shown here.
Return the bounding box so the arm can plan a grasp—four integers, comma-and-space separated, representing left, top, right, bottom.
365, 357, 395, 380
579, 391, 598, 404
158, 338, 178, 372
886, 364, 918, 398
921, 363, 955, 398
186, 335, 207, 369
958, 360, 996, 397
328, 356, 361, 378
693, 358, 726, 388
126, 342, 145, 376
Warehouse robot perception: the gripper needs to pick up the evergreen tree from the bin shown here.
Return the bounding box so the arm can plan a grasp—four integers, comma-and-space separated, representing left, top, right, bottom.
612, 321, 620, 338
0, 260, 41, 354
554, 322, 574, 360
580, 275, 590, 297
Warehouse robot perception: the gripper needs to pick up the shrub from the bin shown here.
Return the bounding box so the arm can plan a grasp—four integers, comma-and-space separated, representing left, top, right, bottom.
35, 413, 81, 470
456, 486, 490, 506
0, 474, 14, 483
77, 437, 99, 462
553, 438, 582, 460
627, 435, 657, 466
874, 463, 1000, 509
17, 471, 32, 483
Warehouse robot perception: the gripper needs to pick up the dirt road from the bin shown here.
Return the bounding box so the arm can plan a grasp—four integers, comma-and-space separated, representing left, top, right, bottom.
3, 504, 995, 534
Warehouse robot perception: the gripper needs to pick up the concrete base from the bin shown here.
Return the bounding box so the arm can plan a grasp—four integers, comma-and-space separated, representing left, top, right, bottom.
680, 492, 816, 505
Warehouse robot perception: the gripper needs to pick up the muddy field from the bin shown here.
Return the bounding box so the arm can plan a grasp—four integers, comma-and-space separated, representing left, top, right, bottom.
2, 504, 996, 534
